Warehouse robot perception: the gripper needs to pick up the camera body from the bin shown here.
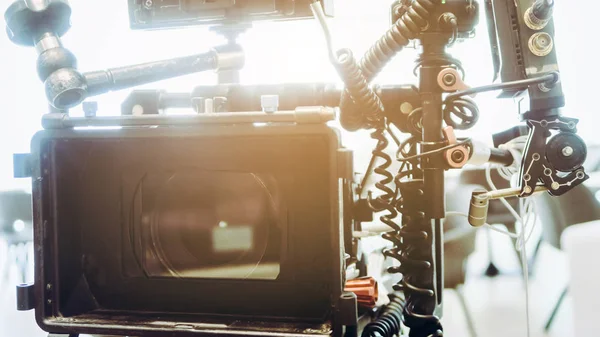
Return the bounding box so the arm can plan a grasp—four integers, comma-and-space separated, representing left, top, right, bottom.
129, 0, 334, 29
17, 116, 359, 337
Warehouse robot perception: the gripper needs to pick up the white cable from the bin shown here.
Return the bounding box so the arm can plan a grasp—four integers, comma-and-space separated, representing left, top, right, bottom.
444, 212, 518, 238
519, 198, 532, 337
485, 166, 523, 221
444, 211, 532, 337
486, 135, 535, 337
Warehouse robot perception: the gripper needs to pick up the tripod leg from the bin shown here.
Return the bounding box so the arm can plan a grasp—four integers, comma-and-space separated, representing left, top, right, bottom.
544, 286, 568, 332
528, 237, 543, 272
456, 286, 478, 337
484, 226, 500, 277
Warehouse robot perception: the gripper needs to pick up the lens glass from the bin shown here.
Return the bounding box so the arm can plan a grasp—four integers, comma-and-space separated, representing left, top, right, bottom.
136, 170, 283, 280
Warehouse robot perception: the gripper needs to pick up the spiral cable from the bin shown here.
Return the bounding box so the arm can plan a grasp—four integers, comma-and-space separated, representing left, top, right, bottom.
339, 0, 441, 131
367, 128, 400, 249
443, 95, 480, 130
334, 49, 385, 128
361, 293, 405, 337
413, 53, 464, 77
399, 215, 443, 337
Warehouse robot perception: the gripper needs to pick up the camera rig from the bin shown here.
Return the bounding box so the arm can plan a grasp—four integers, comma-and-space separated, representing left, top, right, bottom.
5, 0, 589, 337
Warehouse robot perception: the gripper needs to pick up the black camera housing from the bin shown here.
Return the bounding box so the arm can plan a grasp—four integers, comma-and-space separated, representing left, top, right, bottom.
18, 121, 354, 336
128, 0, 334, 29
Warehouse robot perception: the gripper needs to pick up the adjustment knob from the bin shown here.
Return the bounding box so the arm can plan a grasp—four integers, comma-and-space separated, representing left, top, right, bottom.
546, 133, 587, 173
5, 0, 72, 46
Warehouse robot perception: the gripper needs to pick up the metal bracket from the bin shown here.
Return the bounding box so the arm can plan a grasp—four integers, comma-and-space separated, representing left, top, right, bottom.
13, 153, 33, 178
335, 292, 358, 327
41, 107, 336, 129
337, 149, 354, 180
16, 283, 35, 311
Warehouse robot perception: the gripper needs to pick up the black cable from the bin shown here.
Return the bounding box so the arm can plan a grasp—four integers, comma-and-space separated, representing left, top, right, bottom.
396, 138, 472, 162
445, 72, 560, 102
359, 126, 401, 196
443, 96, 479, 130
387, 123, 402, 146
359, 154, 379, 196
338, 0, 440, 131
361, 293, 405, 337
443, 72, 559, 130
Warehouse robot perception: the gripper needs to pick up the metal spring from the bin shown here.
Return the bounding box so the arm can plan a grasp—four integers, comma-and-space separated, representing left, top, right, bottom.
361, 293, 405, 337
339, 0, 440, 131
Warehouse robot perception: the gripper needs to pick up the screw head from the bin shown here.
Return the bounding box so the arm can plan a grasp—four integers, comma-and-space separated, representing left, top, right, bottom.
451, 150, 465, 163
442, 73, 456, 86
562, 146, 574, 157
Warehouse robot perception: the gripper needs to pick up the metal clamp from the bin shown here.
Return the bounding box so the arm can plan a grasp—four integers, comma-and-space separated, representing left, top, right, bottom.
437, 68, 470, 93
442, 126, 469, 168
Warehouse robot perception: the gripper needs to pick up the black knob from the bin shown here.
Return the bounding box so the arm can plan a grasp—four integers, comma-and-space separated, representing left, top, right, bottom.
5, 0, 72, 46
546, 133, 587, 173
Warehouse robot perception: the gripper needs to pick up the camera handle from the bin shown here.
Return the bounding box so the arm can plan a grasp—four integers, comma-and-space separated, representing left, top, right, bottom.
5, 0, 245, 110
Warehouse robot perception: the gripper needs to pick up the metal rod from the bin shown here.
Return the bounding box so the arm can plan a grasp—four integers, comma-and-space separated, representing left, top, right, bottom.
486, 185, 548, 199
84, 51, 219, 96
41, 107, 336, 129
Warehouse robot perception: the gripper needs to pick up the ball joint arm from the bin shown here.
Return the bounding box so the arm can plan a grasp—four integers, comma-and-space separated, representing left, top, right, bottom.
5, 0, 244, 110
82, 50, 229, 98
47, 48, 241, 110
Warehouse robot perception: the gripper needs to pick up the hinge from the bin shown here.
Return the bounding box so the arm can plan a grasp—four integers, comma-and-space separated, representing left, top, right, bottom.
16, 283, 35, 311
13, 153, 33, 178
337, 149, 353, 179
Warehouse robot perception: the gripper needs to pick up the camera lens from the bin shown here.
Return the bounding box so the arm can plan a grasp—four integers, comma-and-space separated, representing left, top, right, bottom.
137, 171, 282, 280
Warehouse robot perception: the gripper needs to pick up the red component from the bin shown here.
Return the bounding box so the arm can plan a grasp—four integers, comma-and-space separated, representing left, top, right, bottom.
344, 277, 378, 308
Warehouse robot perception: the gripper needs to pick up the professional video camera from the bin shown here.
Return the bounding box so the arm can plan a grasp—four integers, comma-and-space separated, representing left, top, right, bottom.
5, 0, 588, 336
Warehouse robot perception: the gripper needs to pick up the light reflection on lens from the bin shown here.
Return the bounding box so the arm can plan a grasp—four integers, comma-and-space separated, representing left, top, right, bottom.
140, 171, 282, 280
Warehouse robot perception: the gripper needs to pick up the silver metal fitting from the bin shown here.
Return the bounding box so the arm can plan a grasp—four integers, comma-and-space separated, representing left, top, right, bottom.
528, 32, 554, 57
524, 7, 550, 30
35, 33, 62, 54
468, 190, 490, 227
213, 45, 245, 72
562, 146, 574, 157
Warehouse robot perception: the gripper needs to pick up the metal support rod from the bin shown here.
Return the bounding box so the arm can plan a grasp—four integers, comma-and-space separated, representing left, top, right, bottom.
419, 38, 448, 317
84, 51, 221, 96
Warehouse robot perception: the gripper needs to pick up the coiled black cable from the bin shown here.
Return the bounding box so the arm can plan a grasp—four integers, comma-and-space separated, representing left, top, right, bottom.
443, 95, 479, 130
334, 49, 385, 128
399, 214, 443, 337
413, 53, 464, 77
367, 127, 400, 248
339, 0, 440, 131
361, 293, 405, 337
